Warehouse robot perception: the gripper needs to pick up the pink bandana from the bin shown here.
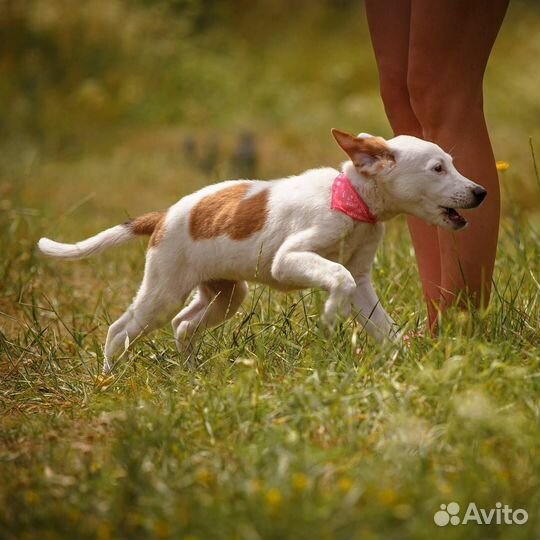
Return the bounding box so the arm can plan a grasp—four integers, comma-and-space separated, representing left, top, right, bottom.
331, 173, 377, 224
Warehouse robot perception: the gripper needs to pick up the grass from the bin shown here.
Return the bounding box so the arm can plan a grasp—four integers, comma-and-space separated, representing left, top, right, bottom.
1, 2, 540, 539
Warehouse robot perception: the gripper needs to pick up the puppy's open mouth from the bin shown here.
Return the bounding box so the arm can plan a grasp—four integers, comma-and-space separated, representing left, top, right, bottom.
440, 206, 467, 228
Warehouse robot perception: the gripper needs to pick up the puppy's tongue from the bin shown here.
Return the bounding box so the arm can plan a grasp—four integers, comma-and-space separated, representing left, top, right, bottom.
447, 208, 466, 226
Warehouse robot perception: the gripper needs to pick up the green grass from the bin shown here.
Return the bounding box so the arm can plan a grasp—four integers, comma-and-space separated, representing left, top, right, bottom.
1, 2, 540, 539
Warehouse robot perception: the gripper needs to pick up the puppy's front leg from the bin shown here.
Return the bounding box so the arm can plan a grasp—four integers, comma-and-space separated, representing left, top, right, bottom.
353, 273, 398, 341
272, 232, 356, 327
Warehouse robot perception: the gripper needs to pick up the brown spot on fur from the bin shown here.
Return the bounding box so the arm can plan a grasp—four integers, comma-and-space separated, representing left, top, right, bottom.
128, 211, 166, 247
359, 152, 396, 178
149, 216, 166, 247
190, 183, 269, 241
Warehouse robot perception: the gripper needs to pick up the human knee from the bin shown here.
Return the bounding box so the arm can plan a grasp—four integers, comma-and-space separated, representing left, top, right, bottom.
407, 69, 484, 136
378, 78, 419, 134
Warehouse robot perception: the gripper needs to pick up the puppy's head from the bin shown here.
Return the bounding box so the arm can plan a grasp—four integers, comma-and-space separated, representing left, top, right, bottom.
332, 129, 487, 230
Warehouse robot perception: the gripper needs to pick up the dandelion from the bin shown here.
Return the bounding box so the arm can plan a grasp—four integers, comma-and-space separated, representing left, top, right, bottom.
496, 160, 510, 171
378, 488, 397, 505
338, 477, 353, 493
291, 472, 309, 492
265, 487, 282, 509
195, 467, 214, 487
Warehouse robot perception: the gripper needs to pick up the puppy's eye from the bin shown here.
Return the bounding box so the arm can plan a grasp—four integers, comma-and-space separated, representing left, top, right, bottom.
433, 164, 443, 173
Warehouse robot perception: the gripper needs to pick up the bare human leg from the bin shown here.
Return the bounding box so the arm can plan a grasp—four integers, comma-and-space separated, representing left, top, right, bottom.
365, 0, 442, 326
408, 0, 509, 314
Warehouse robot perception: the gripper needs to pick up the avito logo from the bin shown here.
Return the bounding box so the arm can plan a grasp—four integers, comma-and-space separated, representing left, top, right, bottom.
434, 502, 528, 527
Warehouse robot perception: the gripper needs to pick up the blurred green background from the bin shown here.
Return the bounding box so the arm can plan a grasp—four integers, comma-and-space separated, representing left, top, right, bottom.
1, 0, 539, 213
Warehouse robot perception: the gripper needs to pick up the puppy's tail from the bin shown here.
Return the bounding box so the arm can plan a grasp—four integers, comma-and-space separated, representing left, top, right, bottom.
38, 211, 165, 260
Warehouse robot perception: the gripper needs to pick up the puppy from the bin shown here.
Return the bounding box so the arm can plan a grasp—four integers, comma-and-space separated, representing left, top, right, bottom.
38, 129, 486, 373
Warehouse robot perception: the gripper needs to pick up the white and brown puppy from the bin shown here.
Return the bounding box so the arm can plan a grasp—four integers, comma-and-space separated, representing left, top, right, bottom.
38, 129, 486, 373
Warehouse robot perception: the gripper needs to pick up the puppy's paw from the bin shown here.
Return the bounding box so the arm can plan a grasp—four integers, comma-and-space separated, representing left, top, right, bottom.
323, 285, 355, 328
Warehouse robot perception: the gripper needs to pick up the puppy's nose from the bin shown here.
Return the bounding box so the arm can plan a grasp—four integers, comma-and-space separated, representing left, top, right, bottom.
472, 186, 487, 204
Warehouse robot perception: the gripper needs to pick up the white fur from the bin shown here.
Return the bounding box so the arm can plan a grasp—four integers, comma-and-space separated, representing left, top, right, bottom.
37, 133, 486, 373
38, 225, 132, 260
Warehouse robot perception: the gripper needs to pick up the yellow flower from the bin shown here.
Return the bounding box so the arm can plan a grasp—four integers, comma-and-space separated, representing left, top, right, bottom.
338, 477, 353, 493
292, 472, 309, 492
437, 480, 452, 495
265, 488, 282, 508
496, 160, 510, 171
378, 488, 397, 506
195, 467, 214, 487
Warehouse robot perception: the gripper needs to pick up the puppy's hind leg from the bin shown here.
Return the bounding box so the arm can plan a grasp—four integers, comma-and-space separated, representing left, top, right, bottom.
172, 280, 248, 359
103, 254, 195, 374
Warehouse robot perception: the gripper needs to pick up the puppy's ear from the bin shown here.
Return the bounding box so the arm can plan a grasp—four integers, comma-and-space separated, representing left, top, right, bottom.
331, 128, 395, 177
